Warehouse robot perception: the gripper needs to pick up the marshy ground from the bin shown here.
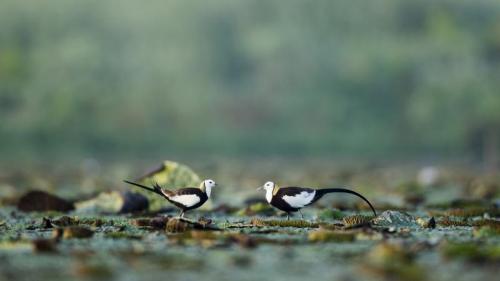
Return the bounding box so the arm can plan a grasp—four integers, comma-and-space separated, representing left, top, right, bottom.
0, 159, 498, 281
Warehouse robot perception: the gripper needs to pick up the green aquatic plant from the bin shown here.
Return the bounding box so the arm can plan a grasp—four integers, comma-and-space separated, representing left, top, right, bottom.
104, 232, 142, 240
441, 242, 500, 263
235, 202, 276, 216
250, 218, 319, 228
317, 208, 345, 220
342, 215, 372, 228
472, 219, 500, 228
165, 218, 219, 233
361, 243, 424, 281
473, 226, 500, 238
444, 207, 499, 218
308, 230, 355, 242
437, 217, 471, 227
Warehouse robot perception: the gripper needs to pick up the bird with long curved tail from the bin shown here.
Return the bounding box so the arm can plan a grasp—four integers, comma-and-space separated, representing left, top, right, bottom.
124, 179, 217, 218
257, 181, 376, 220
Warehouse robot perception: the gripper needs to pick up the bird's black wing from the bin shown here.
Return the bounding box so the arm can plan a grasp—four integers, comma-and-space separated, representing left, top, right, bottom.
174, 187, 204, 196
275, 186, 315, 197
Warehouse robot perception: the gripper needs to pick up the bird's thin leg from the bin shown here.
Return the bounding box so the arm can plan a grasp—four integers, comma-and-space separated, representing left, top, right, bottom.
179, 210, 184, 218
287, 213, 290, 221
298, 209, 304, 220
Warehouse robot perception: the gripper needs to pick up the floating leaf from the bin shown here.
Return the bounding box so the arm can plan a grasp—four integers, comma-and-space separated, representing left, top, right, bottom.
74, 191, 148, 214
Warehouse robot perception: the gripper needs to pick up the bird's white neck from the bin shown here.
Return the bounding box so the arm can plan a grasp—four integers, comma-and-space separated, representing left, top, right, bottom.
265, 188, 273, 203
205, 185, 212, 198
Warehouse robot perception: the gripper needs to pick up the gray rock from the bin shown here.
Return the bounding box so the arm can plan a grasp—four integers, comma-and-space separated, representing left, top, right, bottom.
372, 210, 418, 227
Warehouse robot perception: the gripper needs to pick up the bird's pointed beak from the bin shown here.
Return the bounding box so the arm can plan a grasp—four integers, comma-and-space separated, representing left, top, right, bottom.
257, 186, 264, 191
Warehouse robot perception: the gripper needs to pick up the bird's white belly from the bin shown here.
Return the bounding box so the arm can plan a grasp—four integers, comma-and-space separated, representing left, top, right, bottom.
169, 194, 201, 207
282, 191, 316, 208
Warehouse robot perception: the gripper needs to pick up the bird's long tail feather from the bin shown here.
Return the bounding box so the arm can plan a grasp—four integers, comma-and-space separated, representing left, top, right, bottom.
123, 180, 167, 198
314, 188, 377, 216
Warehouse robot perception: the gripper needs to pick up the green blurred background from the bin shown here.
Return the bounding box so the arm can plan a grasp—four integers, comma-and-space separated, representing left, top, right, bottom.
1, 0, 500, 169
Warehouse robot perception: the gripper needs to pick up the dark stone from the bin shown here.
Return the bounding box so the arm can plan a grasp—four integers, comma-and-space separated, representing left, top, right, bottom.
119, 191, 149, 213
17, 190, 74, 212
150, 216, 169, 228
40, 217, 53, 228
428, 217, 436, 229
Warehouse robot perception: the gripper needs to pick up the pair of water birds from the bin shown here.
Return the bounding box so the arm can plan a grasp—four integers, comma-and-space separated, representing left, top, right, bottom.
124, 179, 377, 220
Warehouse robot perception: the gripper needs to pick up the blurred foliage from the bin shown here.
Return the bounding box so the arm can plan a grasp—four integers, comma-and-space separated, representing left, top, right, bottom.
0, 0, 499, 164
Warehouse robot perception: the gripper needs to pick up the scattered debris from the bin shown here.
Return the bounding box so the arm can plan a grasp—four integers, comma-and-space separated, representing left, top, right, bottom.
53, 226, 94, 239
416, 217, 436, 229
449, 207, 499, 218
317, 208, 345, 220
132, 216, 170, 229
50, 216, 78, 227
165, 218, 219, 233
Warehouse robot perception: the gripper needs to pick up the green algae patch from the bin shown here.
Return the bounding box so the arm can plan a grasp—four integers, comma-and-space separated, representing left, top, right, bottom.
342, 215, 373, 228
416, 216, 436, 228
104, 232, 142, 240
441, 242, 500, 263
437, 217, 472, 227
360, 243, 425, 281
444, 207, 500, 218
131, 216, 169, 229
250, 218, 319, 228
165, 218, 220, 233
317, 208, 345, 220
473, 226, 500, 238
235, 202, 276, 216
472, 219, 500, 228
308, 229, 356, 242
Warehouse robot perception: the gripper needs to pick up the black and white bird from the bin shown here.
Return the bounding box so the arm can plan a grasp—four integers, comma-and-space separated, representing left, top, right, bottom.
258, 181, 377, 220
124, 179, 217, 218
